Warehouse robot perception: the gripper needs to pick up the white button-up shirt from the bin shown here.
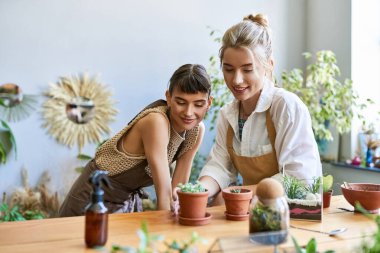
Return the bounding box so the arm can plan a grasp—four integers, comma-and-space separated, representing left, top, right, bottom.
199, 79, 322, 190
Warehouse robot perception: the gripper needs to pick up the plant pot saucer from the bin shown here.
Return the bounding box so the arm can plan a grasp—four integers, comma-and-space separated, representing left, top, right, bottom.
178, 212, 212, 226
225, 211, 249, 221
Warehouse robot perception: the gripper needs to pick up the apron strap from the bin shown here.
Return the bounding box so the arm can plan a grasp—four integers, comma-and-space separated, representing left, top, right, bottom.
121, 188, 149, 213
265, 108, 276, 150
225, 106, 279, 185
227, 107, 276, 151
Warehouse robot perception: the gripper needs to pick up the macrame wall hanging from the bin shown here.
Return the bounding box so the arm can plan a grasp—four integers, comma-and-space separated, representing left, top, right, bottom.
0, 83, 38, 163
0, 83, 38, 122
41, 73, 117, 153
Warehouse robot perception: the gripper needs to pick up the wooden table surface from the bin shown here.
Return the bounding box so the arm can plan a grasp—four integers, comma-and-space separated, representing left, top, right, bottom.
0, 195, 377, 253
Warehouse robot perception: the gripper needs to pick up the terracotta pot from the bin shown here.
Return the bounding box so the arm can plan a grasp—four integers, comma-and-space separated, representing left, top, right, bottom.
222, 187, 253, 215
177, 190, 208, 219
341, 183, 380, 212
323, 189, 333, 208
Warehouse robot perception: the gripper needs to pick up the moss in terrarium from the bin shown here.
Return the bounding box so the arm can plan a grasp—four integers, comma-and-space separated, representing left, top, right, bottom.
249, 201, 282, 233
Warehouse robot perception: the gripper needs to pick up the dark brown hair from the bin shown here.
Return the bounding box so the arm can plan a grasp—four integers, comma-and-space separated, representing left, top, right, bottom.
168, 64, 211, 96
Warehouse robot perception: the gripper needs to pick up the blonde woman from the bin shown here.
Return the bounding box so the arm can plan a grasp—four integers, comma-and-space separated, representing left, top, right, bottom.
199, 14, 322, 204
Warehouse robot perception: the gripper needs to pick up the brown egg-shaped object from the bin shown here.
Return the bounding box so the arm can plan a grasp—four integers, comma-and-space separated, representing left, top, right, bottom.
256, 178, 284, 199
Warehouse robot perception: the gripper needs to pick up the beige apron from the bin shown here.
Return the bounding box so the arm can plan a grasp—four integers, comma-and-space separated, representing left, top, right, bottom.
226, 108, 279, 185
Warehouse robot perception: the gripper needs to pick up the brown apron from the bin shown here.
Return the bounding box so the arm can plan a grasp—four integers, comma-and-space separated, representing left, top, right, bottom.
226, 108, 279, 185
58, 159, 152, 217
59, 100, 170, 217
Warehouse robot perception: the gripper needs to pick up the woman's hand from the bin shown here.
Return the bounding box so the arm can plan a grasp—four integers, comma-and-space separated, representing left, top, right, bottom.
171, 187, 180, 216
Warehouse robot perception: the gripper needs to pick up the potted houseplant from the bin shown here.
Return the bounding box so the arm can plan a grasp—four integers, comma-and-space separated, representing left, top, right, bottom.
322, 175, 334, 208
176, 181, 210, 226
281, 50, 371, 151
222, 186, 252, 220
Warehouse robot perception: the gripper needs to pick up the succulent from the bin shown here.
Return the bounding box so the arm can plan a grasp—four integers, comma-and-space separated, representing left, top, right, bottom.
283, 175, 307, 200
177, 181, 206, 193
322, 175, 334, 193
230, 189, 241, 193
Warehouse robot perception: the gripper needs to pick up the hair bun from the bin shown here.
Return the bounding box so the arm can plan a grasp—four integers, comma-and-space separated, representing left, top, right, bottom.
243, 13, 269, 28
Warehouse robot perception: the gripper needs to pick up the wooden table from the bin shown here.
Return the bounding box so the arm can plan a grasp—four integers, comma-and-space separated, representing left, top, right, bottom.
0, 195, 377, 253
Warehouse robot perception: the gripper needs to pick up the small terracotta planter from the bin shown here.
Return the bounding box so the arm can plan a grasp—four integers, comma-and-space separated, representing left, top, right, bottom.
323, 189, 333, 208
177, 190, 209, 219
222, 187, 253, 220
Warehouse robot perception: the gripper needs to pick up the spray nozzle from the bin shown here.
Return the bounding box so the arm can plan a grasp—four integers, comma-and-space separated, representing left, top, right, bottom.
89, 170, 112, 192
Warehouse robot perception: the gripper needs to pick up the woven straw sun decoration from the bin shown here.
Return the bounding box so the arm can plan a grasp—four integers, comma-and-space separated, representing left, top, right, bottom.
42, 73, 117, 152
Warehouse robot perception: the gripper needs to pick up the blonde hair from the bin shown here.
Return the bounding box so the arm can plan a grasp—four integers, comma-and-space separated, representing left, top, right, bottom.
219, 14, 273, 72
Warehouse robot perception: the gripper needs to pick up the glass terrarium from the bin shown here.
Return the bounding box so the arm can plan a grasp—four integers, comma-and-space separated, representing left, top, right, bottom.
249, 195, 289, 246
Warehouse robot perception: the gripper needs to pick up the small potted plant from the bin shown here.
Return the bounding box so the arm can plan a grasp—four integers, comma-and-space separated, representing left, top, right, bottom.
222, 186, 252, 220
176, 181, 210, 226
322, 175, 334, 208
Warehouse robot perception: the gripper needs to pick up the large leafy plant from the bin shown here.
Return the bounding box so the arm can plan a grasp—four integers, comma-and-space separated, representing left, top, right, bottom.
0, 119, 17, 164
282, 50, 371, 142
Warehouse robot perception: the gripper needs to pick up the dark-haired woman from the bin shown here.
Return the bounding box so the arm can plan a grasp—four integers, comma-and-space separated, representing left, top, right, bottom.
59, 64, 213, 216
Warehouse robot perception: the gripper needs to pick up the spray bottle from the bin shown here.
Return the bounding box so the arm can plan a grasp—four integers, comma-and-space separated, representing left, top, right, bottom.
85, 170, 111, 248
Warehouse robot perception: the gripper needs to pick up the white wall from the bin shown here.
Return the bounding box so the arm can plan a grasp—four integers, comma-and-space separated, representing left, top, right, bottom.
351, 0, 380, 159
0, 0, 306, 200
305, 0, 352, 161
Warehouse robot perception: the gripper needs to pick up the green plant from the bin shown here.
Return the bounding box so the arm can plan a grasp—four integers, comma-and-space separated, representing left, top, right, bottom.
75, 139, 108, 173
291, 236, 335, 253
322, 175, 334, 193
230, 189, 241, 193
291, 202, 380, 253
177, 181, 206, 193
283, 175, 307, 199
111, 221, 205, 253
355, 203, 380, 253
282, 50, 372, 142
307, 177, 322, 194
163, 232, 205, 253
111, 221, 163, 253
0, 119, 17, 164
0, 202, 44, 222
250, 201, 282, 232
189, 152, 206, 183
205, 27, 233, 132
0, 203, 25, 222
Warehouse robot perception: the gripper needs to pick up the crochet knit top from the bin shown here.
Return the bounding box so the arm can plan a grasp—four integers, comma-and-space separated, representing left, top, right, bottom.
95, 102, 199, 176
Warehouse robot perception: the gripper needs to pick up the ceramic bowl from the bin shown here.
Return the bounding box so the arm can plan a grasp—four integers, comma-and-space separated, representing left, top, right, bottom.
341, 183, 380, 212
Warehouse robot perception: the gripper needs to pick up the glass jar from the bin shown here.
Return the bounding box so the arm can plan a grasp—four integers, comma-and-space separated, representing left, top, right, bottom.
249, 195, 289, 245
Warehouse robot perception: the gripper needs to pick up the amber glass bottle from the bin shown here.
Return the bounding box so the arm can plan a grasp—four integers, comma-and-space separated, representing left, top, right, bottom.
85, 170, 111, 248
